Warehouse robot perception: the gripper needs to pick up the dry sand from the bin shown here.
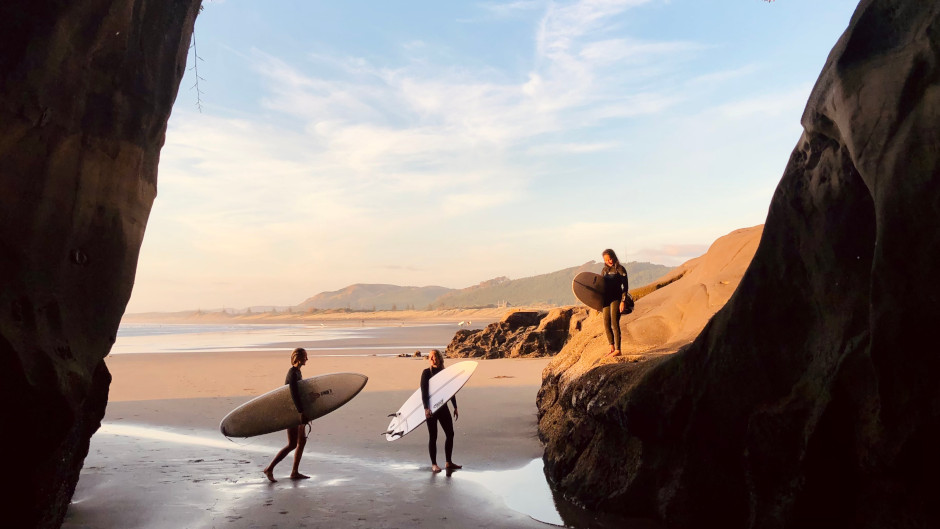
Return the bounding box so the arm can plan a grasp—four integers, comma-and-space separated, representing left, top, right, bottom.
62, 349, 562, 529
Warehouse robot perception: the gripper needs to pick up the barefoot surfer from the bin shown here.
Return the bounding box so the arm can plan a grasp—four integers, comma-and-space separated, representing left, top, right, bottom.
421, 349, 461, 473
601, 249, 630, 357
263, 347, 311, 482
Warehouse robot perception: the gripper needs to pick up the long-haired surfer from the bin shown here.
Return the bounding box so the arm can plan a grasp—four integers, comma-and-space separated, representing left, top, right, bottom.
601, 249, 630, 358
263, 347, 311, 482
421, 349, 461, 473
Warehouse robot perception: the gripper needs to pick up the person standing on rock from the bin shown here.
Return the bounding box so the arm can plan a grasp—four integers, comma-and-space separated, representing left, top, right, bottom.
421, 349, 461, 473
263, 347, 311, 482
601, 249, 630, 358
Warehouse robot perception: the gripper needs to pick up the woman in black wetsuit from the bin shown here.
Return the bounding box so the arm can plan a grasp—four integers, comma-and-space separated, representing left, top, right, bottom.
421, 349, 461, 473
263, 347, 311, 482
601, 249, 630, 358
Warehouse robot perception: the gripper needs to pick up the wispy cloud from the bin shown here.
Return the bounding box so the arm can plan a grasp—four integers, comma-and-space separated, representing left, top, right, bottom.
132, 0, 787, 311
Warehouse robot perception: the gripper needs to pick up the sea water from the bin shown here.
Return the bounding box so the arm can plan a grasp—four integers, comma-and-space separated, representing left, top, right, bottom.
112, 322, 456, 356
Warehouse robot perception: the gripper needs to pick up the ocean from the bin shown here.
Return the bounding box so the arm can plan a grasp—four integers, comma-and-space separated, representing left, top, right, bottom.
112, 322, 461, 356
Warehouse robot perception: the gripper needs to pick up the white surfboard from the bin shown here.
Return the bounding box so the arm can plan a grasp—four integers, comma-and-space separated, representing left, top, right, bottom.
384, 361, 477, 441
220, 372, 368, 438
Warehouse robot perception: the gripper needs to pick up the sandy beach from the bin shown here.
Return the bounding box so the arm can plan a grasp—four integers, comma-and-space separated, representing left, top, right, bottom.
62, 323, 571, 529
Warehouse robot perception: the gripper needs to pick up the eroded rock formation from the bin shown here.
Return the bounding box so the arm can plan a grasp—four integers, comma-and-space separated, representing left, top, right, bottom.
446, 308, 590, 358
0, 2, 200, 527
544, 226, 760, 385
538, 1, 940, 527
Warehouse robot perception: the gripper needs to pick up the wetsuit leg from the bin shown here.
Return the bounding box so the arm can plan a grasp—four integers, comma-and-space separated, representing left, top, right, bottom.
426, 415, 439, 465
608, 300, 622, 351
436, 407, 455, 463
602, 304, 615, 346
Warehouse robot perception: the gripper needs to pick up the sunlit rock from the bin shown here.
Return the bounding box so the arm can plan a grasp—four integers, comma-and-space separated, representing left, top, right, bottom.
538, 1, 940, 527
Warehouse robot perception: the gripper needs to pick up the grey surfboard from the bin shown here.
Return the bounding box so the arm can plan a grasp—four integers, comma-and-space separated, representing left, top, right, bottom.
572, 271, 606, 311
220, 372, 368, 438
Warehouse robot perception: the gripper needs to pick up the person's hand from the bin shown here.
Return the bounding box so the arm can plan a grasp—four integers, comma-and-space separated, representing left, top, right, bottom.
454, 408, 459, 421
619, 301, 626, 313
425, 408, 432, 419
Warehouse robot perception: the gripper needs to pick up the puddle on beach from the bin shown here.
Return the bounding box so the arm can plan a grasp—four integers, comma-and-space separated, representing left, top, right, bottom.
462, 458, 564, 526
97, 424, 659, 528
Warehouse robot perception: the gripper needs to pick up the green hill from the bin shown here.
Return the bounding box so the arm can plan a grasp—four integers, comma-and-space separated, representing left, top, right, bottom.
296, 284, 453, 311
292, 261, 674, 311
429, 261, 674, 309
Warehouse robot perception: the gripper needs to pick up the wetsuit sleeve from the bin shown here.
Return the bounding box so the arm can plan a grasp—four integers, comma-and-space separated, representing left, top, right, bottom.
618, 266, 630, 302
450, 394, 457, 408
287, 368, 304, 414
420, 369, 432, 409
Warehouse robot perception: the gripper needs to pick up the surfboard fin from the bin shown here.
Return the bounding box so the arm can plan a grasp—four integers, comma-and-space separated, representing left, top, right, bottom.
381, 430, 393, 436
387, 412, 399, 417
392, 431, 404, 438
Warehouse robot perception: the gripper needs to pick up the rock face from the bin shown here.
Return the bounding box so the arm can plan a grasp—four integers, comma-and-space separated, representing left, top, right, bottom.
543, 226, 761, 392
0, 2, 200, 527
538, 1, 940, 527
446, 308, 590, 358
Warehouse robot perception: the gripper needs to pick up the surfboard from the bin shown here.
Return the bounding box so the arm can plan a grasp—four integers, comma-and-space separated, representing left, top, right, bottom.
572, 271, 607, 311
220, 372, 368, 438
384, 361, 477, 441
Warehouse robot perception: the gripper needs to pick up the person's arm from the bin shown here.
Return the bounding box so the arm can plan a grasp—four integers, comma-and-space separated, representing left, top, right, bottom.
451, 394, 458, 420
288, 368, 306, 421
620, 266, 630, 302
421, 369, 432, 418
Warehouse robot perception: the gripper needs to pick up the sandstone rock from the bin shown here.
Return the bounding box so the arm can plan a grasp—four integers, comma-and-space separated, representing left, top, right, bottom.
0, 2, 200, 527
538, 1, 940, 527
447, 308, 589, 359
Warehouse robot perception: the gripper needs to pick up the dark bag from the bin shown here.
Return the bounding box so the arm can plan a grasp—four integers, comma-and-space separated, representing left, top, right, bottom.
622, 293, 635, 315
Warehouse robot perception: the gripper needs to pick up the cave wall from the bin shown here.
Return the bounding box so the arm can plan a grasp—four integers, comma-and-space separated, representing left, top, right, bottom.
0, 1, 201, 527
538, 1, 940, 527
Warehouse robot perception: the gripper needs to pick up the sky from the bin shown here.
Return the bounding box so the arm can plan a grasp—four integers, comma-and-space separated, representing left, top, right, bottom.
126, 0, 861, 313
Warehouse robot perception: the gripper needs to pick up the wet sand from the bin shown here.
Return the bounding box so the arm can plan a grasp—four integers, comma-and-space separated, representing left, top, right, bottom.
63, 350, 558, 529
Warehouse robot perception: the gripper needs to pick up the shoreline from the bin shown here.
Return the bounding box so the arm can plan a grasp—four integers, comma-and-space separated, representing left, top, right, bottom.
65, 348, 562, 528
120, 306, 549, 325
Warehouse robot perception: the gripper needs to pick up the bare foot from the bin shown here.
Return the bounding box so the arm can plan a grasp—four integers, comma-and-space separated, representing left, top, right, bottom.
289, 472, 310, 480
431, 464, 442, 473
263, 468, 276, 483
445, 462, 462, 470
606, 349, 621, 358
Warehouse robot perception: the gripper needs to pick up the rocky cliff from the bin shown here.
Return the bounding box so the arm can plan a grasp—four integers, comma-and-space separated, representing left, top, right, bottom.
0, 1, 200, 527
537, 1, 940, 527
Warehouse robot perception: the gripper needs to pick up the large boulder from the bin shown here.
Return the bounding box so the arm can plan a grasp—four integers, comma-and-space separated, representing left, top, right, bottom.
0, 2, 200, 527
537, 1, 940, 527
447, 308, 589, 358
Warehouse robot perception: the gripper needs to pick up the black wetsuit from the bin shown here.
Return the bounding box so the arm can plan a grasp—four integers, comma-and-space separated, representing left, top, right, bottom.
602, 263, 630, 351
421, 366, 457, 466
286, 366, 304, 414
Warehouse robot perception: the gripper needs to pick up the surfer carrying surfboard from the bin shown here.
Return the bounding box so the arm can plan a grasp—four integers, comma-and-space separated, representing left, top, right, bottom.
421, 349, 462, 473
262, 347, 312, 482
601, 249, 630, 358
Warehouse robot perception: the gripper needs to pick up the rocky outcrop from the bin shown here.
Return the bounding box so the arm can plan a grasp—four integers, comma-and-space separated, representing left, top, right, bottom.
446, 308, 590, 358
0, 2, 200, 527
538, 1, 940, 527
543, 226, 760, 390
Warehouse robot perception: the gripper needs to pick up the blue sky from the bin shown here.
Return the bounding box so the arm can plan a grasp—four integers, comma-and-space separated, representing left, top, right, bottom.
127, 0, 860, 312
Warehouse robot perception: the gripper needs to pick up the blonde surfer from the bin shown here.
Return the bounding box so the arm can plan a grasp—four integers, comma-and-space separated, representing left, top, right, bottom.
421, 349, 461, 473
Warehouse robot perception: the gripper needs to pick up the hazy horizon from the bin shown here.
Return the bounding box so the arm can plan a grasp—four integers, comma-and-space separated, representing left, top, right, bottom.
127, 0, 858, 312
